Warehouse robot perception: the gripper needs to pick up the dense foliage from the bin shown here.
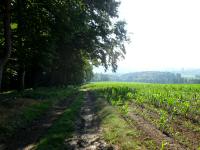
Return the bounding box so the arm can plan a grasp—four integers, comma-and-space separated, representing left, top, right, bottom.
0, 0, 128, 90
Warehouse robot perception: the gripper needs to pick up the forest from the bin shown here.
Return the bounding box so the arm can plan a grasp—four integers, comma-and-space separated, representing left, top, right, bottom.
0, 0, 128, 91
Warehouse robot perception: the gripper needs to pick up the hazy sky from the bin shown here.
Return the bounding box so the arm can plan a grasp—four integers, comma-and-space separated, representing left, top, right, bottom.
95, 0, 200, 73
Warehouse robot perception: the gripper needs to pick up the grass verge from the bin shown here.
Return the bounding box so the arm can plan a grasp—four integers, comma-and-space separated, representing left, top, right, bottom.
95, 95, 157, 150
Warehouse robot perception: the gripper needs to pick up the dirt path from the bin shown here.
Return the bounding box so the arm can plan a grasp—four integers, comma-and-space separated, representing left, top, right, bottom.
3, 94, 76, 150
126, 112, 185, 150
65, 92, 114, 150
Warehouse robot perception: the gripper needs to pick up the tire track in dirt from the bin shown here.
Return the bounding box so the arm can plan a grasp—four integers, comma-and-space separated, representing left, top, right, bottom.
130, 103, 200, 149
3, 93, 77, 150
125, 112, 185, 150
65, 92, 115, 150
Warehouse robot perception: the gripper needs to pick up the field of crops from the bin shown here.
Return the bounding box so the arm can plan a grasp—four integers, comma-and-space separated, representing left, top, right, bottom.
83, 82, 200, 149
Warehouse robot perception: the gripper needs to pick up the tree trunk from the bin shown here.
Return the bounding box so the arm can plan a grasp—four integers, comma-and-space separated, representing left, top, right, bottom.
0, 65, 3, 90
0, 0, 12, 90
22, 70, 25, 90
17, 0, 26, 91
18, 66, 26, 91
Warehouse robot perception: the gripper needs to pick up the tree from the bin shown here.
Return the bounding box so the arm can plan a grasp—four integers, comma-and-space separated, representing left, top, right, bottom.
1, 0, 128, 90
0, 0, 12, 90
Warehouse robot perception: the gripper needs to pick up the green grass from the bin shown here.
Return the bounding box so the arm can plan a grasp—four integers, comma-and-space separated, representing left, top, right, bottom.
35, 92, 84, 150
0, 86, 78, 142
95, 96, 157, 150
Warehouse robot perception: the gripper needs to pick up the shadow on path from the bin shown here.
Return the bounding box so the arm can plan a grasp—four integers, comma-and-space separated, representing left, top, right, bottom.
3, 94, 76, 150
65, 92, 114, 150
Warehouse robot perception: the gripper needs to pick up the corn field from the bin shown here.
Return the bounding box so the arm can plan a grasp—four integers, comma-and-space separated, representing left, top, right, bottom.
87, 82, 200, 119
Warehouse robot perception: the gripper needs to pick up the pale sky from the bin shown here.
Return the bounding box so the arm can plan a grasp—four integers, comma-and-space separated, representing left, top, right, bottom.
95, 0, 200, 73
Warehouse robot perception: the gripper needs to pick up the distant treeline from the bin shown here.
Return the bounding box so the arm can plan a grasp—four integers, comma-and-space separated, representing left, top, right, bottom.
92, 71, 200, 84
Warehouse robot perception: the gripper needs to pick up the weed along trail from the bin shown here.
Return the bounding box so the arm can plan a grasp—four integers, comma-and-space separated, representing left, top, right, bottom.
65, 91, 114, 150
4, 93, 77, 150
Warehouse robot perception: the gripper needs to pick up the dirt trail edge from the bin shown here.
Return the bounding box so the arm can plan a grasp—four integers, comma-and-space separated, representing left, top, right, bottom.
65, 92, 114, 150
126, 112, 185, 150
4, 93, 77, 150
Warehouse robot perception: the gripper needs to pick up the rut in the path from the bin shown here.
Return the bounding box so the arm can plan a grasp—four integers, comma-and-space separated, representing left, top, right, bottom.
65, 92, 114, 150
3, 94, 76, 150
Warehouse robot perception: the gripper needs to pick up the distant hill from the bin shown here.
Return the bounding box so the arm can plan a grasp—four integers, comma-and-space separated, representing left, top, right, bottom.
120, 71, 182, 83
92, 71, 200, 84
171, 69, 200, 78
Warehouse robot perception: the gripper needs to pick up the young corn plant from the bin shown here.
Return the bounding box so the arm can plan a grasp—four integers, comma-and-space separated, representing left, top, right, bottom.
160, 141, 168, 150
102, 87, 136, 115
159, 110, 169, 133
180, 101, 190, 116
119, 102, 129, 115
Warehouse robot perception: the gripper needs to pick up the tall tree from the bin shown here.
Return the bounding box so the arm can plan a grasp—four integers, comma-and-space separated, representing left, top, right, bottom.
1, 0, 128, 90
0, 0, 12, 90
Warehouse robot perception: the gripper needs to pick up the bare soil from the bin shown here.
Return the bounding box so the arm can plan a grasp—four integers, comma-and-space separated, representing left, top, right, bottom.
130, 103, 200, 149
126, 112, 185, 150
65, 92, 115, 150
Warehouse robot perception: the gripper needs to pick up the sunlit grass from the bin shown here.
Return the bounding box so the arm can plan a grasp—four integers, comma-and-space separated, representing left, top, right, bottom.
95, 97, 157, 150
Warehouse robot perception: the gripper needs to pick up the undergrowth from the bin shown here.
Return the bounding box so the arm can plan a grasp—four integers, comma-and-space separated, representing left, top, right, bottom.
0, 86, 77, 142
35, 92, 83, 150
